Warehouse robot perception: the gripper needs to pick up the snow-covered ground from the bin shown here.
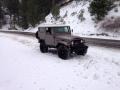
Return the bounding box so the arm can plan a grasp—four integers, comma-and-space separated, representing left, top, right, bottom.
0, 33, 120, 90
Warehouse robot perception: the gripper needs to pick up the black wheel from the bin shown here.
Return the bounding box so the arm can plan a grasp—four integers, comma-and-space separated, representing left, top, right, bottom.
57, 45, 70, 60
35, 31, 39, 39
40, 42, 48, 53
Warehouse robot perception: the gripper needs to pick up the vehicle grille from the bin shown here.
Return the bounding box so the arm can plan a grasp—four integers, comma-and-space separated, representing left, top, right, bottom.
73, 40, 81, 45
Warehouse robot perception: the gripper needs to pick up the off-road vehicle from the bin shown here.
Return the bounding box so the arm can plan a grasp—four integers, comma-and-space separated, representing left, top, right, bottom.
36, 25, 88, 59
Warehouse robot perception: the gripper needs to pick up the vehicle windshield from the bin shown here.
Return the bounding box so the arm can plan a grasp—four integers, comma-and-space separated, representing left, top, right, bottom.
53, 26, 71, 33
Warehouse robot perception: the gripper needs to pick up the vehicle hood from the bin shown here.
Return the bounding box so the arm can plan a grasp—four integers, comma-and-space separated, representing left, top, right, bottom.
56, 34, 82, 41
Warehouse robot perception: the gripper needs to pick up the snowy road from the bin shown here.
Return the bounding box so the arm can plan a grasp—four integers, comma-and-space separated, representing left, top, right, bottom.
0, 33, 120, 90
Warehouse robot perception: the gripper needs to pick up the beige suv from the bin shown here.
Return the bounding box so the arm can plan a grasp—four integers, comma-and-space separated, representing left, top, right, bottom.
36, 25, 88, 59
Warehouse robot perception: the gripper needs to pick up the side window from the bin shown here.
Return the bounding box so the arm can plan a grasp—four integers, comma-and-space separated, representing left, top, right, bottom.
46, 27, 52, 34
38, 27, 45, 32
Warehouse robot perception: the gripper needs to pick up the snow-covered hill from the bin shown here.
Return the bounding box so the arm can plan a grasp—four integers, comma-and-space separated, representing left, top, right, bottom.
45, 1, 95, 34
28, 1, 95, 34
34, 0, 120, 39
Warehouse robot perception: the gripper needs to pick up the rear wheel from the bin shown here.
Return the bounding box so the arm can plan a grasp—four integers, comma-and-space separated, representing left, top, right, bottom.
58, 45, 70, 60
40, 42, 48, 53
35, 31, 39, 39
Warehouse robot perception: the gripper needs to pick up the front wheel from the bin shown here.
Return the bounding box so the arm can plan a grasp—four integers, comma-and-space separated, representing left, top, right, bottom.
57, 45, 70, 60
40, 42, 48, 53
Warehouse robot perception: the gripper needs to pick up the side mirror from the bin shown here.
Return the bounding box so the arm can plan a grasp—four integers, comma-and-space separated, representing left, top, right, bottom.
38, 27, 40, 31
71, 29, 73, 32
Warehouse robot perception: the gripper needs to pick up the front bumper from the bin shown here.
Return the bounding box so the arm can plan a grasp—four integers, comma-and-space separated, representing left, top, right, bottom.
71, 44, 88, 55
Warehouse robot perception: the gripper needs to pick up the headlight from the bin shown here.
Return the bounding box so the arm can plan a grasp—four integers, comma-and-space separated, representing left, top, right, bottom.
71, 41, 74, 45
81, 40, 85, 43
81, 40, 84, 43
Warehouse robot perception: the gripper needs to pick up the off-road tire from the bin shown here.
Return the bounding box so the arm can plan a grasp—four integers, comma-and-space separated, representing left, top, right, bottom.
58, 45, 70, 60
35, 31, 39, 39
40, 42, 48, 53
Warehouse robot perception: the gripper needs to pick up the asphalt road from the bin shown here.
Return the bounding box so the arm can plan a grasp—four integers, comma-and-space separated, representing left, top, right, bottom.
0, 30, 120, 48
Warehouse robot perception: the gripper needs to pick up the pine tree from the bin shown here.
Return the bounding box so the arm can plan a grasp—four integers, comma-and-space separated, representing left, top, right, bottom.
0, 1, 3, 28
89, 0, 114, 21
5, 0, 19, 15
0, 0, 63, 28
5, 0, 20, 29
19, 0, 28, 29
51, 4, 60, 20
27, 0, 52, 27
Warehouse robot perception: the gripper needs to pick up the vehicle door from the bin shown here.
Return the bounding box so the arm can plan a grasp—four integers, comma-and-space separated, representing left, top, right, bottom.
45, 27, 55, 46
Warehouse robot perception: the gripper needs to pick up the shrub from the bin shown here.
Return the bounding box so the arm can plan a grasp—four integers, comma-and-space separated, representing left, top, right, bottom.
114, 8, 118, 12
89, 0, 114, 21
63, 11, 68, 18
78, 9, 85, 22
101, 17, 120, 30
71, 12, 77, 16
51, 5, 60, 20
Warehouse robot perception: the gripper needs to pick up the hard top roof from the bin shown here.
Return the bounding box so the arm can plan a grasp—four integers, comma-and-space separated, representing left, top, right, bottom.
38, 24, 70, 28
